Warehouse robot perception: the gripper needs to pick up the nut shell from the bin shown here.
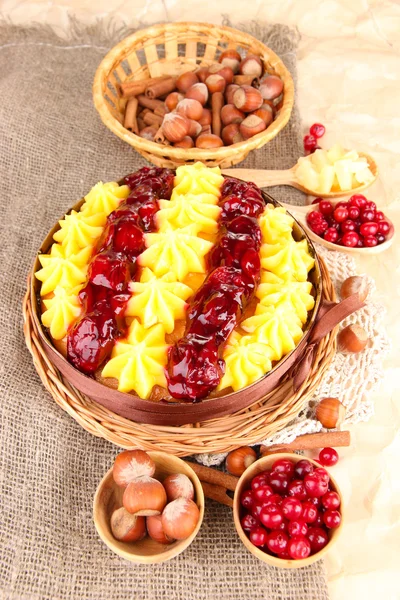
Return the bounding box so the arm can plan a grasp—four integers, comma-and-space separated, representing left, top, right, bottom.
220, 104, 245, 126
187, 120, 202, 138
162, 113, 190, 142
165, 92, 184, 112
233, 85, 263, 112
239, 114, 266, 139
205, 74, 226, 94
186, 83, 209, 106
162, 498, 200, 540
195, 67, 209, 82
113, 449, 156, 487
259, 76, 284, 101
221, 123, 243, 145
337, 324, 368, 354
176, 71, 199, 93
163, 473, 195, 502
340, 276, 368, 303
253, 104, 273, 126
226, 446, 257, 476
225, 84, 240, 104
195, 133, 224, 148
176, 98, 203, 121
174, 136, 194, 149
146, 515, 175, 544
110, 508, 146, 542
123, 476, 167, 516
219, 49, 242, 74
239, 54, 263, 77
315, 398, 346, 429
198, 108, 212, 127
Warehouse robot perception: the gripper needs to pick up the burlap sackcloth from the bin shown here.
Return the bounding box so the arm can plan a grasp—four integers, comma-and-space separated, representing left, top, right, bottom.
0, 19, 329, 600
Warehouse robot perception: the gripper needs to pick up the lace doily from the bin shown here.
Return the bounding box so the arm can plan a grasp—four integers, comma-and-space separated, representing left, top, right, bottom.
196, 246, 391, 467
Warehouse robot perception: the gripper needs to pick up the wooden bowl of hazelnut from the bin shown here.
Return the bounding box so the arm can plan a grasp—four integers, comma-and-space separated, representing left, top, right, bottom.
93, 450, 204, 563
93, 22, 294, 168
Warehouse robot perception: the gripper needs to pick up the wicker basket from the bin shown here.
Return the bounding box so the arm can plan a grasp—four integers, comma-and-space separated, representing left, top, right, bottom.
23, 257, 337, 456
92, 22, 294, 168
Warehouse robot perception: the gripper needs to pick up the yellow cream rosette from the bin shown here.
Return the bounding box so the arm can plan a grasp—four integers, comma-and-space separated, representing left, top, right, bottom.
53, 210, 104, 255
101, 320, 169, 398
172, 162, 224, 198
41, 285, 82, 339
259, 205, 294, 245
81, 181, 130, 225
35, 244, 91, 296
156, 195, 221, 234
260, 239, 315, 282
256, 272, 315, 324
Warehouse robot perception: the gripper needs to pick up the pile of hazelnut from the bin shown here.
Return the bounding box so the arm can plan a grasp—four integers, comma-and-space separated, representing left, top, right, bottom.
110, 450, 200, 544
121, 50, 284, 148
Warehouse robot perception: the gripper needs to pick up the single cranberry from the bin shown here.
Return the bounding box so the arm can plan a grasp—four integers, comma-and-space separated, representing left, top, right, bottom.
253, 485, 274, 503
319, 447, 339, 466
312, 197, 323, 204
324, 228, 339, 243
376, 233, 386, 244
375, 211, 385, 221
348, 206, 360, 220
301, 501, 318, 523
314, 513, 324, 527
294, 460, 314, 480
267, 530, 289, 555
323, 509, 341, 529
349, 194, 367, 209
249, 526, 269, 547
112, 219, 144, 257
322, 491, 341, 510
227, 216, 262, 246
359, 222, 378, 237
278, 550, 291, 559
251, 503, 263, 520
333, 207, 349, 223
363, 235, 378, 247
314, 468, 330, 483
288, 519, 308, 537
277, 518, 289, 531
281, 497, 303, 521
307, 210, 323, 225
251, 473, 270, 491
288, 536, 311, 560
271, 458, 295, 478
304, 134, 317, 152
241, 513, 258, 532
335, 201, 349, 209
288, 480, 308, 501
307, 527, 329, 553
259, 504, 284, 530
263, 494, 283, 507
309, 123, 325, 138
364, 201, 377, 212
341, 219, 357, 233
342, 231, 359, 247
304, 473, 329, 497
357, 238, 364, 247
240, 489, 254, 509
319, 200, 333, 215
88, 251, 131, 292
138, 200, 159, 231
360, 210, 375, 223
308, 496, 321, 508
67, 309, 118, 374
378, 220, 390, 235
269, 472, 290, 495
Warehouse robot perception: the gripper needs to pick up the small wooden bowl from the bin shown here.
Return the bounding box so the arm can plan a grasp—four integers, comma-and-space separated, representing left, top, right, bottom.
93, 451, 205, 563
233, 453, 343, 568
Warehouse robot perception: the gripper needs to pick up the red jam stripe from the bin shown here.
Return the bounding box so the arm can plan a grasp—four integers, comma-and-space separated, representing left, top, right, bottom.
165, 177, 265, 402
67, 167, 174, 374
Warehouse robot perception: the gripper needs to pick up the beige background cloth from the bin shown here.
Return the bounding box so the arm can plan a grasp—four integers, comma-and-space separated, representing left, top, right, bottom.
0, 20, 332, 600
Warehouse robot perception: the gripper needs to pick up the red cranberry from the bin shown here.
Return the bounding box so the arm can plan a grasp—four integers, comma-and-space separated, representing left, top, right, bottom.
310, 218, 329, 236
301, 501, 318, 523
308, 496, 321, 508
319, 447, 339, 466
240, 489, 254, 509
323, 509, 342, 529
348, 206, 360, 220
378, 220, 390, 235
324, 228, 339, 243
307, 527, 329, 552
288, 536, 311, 560
335, 201, 349, 209
309, 123, 325, 138
294, 460, 314, 479
249, 526, 269, 547
375, 211, 385, 221
251, 473, 270, 491
360, 222, 378, 237
333, 207, 349, 223
277, 518, 289, 531
307, 210, 323, 224
319, 200, 333, 215
271, 458, 295, 478
304, 134, 317, 152
251, 503, 263, 520
259, 504, 284, 529
88, 251, 131, 292
376, 233, 386, 244
269, 472, 290, 495
288, 519, 308, 537
357, 238, 364, 248
312, 197, 323, 204
112, 220, 144, 257
288, 480, 308, 501
342, 231, 359, 247
364, 201, 377, 212
314, 513, 324, 527
267, 531, 289, 555
67, 309, 118, 374
314, 468, 330, 483
304, 473, 329, 497
277, 550, 291, 559
363, 235, 378, 247
341, 219, 356, 233
349, 194, 367, 209
360, 210, 375, 223
281, 497, 303, 521
263, 494, 283, 507
322, 491, 341, 510
253, 485, 274, 503
241, 513, 258, 532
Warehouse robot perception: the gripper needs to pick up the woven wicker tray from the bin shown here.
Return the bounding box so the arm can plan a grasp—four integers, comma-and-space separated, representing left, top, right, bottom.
23, 256, 336, 456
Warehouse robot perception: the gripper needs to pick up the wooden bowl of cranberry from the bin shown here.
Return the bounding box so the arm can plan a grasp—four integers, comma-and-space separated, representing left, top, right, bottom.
233, 453, 343, 568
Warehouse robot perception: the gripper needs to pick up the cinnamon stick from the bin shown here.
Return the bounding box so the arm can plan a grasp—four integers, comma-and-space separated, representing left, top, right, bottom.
200, 481, 233, 508
154, 124, 169, 145
211, 92, 224, 138
260, 430, 351, 455
137, 95, 167, 116
201, 124, 211, 135
233, 74, 260, 87
118, 75, 169, 99
146, 76, 176, 99
184, 461, 238, 492
137, 117, 146, 130
123, 97, 139, 134
143, 111, 163, 127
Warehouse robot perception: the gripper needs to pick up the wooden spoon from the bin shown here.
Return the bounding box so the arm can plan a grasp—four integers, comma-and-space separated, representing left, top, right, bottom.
222, 151, 378, 198
281, 202, 395, 255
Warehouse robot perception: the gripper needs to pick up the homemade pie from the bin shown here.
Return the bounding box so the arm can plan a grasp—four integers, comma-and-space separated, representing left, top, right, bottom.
36, 163, 315, 403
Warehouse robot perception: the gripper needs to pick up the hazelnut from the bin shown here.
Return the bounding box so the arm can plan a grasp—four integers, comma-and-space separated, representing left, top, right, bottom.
176, 98, 203, 120
165, 91, 184, 112
198, 107, 212, 127
253, 104, 273, 126
138, 126, 157, 141
259, 75, 284, 101
195, 133, 224, 148
225, 84, 240, 104
209, 64, 234, 84
233, 85, 263, 112
176, 71, 199, 93
219, 49, 242, 74
340, 276, 368, 303
110, 508, 146, 542
187, 119, 202, 138
163, 473, 195, 501
174, 136, 194, 148
221, 123, 243, 145
337, 324, 369, 354
146, 515, 174, 544
315, 398, 346, 429
220, 104, 245, 126
162, 113, 190, 142
186, 82, 209, 106
239, 114, 266, 139
226, 446, 257, 476
205, 74, 226, 94
123, 476, 167, 516
195, 67, 209, 82
113, 449, 156, 487
239, 54, 263, 77
161, 498, 200, 540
